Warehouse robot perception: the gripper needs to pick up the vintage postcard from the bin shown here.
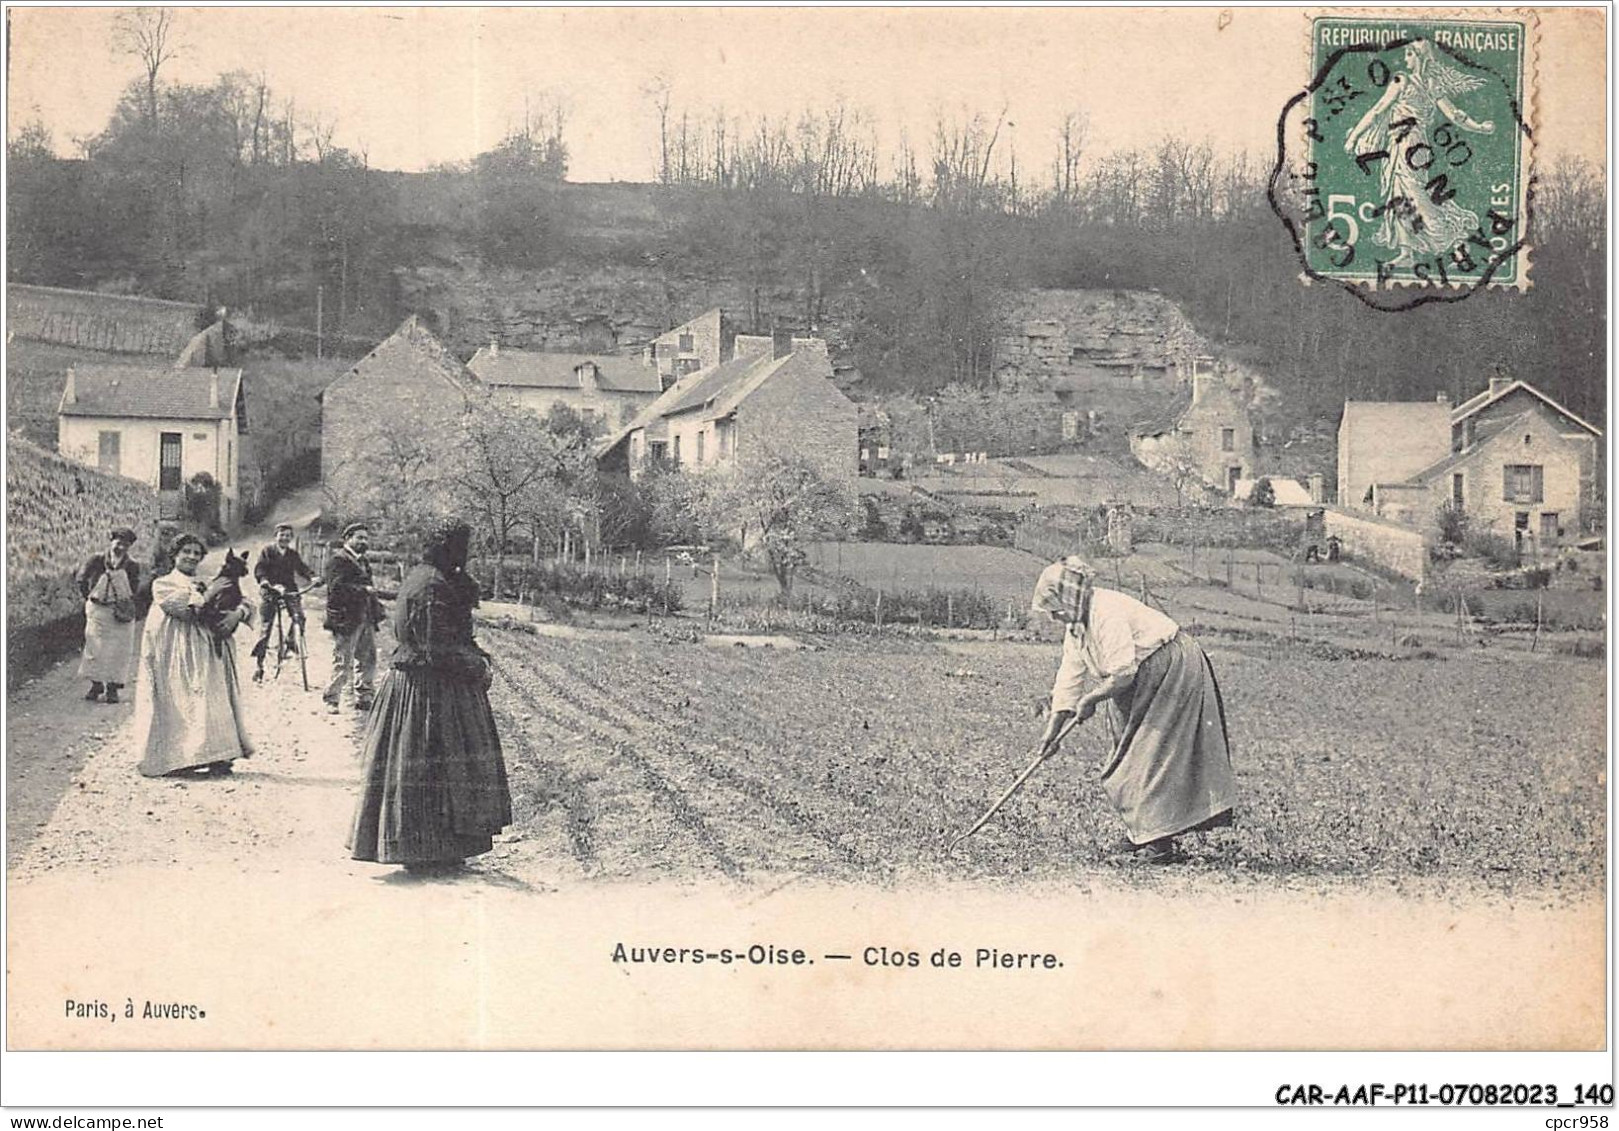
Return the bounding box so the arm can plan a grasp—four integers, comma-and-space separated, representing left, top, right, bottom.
3, 4, 1608, 1110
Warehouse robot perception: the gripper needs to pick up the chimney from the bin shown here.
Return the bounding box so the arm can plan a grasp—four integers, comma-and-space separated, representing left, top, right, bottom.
488, 337, 499, 359
1435, 391, 1450, 406
209, 372, 220, 410
63, 368, 77, 405
1488, 375, 1511, 397
772, 327, 795, 360
1307, 472, 1325, 503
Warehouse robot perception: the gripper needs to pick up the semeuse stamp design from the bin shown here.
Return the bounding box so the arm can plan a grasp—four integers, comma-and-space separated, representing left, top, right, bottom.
1270, 11, 1535, 310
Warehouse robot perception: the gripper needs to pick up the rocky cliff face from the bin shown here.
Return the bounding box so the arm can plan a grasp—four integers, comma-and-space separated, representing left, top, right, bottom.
394, 261, 842, 361
995, 288, 1211, 390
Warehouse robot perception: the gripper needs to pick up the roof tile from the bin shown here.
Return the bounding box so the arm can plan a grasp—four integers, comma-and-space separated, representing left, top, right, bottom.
59, 366, 242, 421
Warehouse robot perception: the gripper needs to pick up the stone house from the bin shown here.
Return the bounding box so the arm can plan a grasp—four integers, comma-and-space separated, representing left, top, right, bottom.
599, 336, 856, 489
1450, 374, 1602, 529
318, 316, 475, 509
57, 365, 248, 527
1405, 409, 1584, 551
1335, 376, 1601, 551
465, 343, 662, 433
642, 308, 740, 387
1130, 362, 1256, 495
1337, 398, 1452, 512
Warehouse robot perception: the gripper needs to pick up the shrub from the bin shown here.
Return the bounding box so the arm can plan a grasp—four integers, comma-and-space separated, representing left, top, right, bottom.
487, 560, 685, 615
1434, 500, 1471, 546
719, 581, 1001, 630
1464, 531, 1519, 571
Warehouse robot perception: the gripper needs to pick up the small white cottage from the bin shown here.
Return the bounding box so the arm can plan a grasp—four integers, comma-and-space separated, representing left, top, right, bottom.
58, 365, 248, 526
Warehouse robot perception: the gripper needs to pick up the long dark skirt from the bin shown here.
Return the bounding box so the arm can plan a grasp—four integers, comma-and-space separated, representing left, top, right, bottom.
1101, 632, 1236, 845
348, 667, 513, 864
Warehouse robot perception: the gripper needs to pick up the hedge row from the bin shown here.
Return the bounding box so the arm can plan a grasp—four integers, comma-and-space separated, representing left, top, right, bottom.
475, 560, 686, 615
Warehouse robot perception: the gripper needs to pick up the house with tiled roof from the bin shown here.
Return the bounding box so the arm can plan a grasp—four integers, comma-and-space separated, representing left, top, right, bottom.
465, 343, 662, 433
1337, 375, 1603, 551
1130, 361, 1257, 496
642, 308, 740, 386
58, 365, 248, 525
598, 335, 856, 487
318, 316, 476, 510
1449, 373, 1602, 525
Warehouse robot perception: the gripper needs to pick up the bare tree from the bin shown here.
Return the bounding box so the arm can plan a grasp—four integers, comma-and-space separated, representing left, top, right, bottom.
641, 75, 673, 185
111, 8, 181, 124
302, 111, 339, 163
1052, 111, 1088, 206
1144, 433, 1205, 507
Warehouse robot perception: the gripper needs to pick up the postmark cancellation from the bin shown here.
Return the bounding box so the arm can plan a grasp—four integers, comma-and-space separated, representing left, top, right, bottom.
1272, 9, 1538, 309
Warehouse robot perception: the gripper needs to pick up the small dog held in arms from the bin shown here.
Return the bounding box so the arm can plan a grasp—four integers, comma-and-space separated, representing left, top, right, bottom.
197, 549, 251, 655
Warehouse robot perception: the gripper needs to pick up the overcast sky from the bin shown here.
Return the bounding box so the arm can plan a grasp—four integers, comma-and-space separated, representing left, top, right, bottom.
7, 7, 1606, 182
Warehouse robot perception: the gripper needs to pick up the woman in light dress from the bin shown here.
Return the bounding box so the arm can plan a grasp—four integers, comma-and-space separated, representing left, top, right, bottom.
131, 533, 254, 778
1032, 556, 1236, 863
76, 526, 143, 704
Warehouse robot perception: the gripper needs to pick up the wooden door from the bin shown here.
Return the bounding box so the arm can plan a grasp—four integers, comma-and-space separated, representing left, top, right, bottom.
159, 432, 183, 490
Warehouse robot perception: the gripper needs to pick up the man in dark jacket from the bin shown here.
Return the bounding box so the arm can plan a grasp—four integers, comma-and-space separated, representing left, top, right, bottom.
322, 522, 382, 713
250, 523, 317, 682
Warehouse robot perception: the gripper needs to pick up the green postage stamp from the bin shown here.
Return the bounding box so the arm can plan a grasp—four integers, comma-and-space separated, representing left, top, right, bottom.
1272, 10, 1536, 308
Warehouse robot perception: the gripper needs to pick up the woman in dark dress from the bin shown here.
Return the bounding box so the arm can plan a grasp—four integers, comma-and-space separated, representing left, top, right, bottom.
348, 519, 512, 873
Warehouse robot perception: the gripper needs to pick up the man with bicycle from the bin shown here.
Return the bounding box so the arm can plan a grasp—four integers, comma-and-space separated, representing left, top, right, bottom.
250, 523, 316, 683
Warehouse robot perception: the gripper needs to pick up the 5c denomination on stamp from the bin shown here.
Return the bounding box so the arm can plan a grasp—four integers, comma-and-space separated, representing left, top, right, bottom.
1270, 10, 1536, 310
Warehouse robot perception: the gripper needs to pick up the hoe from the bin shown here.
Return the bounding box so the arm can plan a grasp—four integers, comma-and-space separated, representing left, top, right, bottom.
946, 711, 1087, 853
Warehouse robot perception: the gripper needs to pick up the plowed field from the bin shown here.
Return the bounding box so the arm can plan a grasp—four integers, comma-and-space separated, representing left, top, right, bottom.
481, 625, 1606, 891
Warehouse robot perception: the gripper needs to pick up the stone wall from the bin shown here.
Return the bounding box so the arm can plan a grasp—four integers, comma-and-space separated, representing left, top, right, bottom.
7, 437, 161, 632
7, 284, 203, 357
1323, 507, 1429, 581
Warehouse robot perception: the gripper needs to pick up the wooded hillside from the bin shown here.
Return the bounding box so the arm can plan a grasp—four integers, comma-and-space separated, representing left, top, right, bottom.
8, 69, 1605, 435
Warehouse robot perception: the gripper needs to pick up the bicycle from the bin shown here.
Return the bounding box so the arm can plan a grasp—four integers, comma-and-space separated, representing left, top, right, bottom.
263, 580, 322, 691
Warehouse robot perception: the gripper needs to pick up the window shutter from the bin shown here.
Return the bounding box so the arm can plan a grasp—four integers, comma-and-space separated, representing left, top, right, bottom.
1502, 465, 1512, 502
1531, 465, 1544, 503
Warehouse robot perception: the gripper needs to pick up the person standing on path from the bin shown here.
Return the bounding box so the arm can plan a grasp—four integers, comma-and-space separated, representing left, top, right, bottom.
131, 533, 254, 777
322, 522, 382, 715
349, 518, 511, 873
1032, 555, 1236, 863
250, 523, 317, 683
75, 527, 144, 704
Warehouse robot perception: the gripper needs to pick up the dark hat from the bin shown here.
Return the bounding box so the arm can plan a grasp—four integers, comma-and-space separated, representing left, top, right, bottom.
342, 522, 371, 540
421, 516, 473, 572
110, 526, 138, 545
